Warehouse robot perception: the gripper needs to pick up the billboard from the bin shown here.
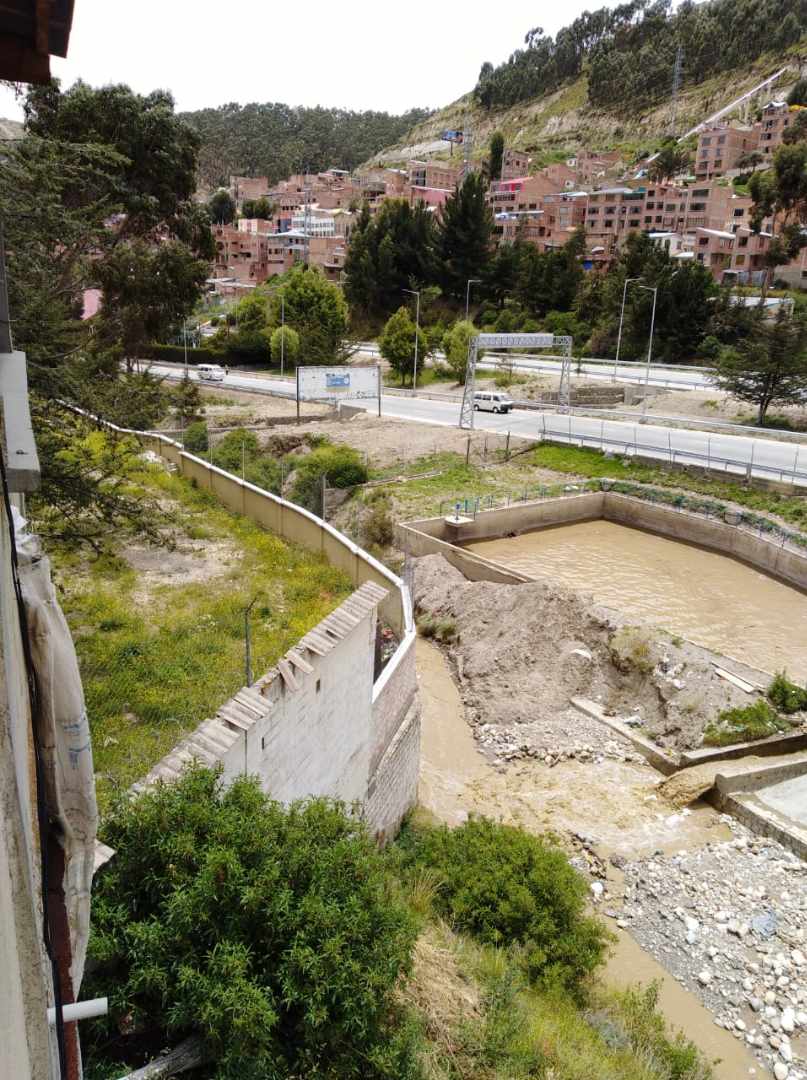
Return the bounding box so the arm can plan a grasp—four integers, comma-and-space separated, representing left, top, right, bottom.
297, 365, 380, 402
440, 129, 464, 144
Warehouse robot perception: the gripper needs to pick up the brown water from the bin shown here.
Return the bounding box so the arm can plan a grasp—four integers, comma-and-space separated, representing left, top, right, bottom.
467, 519, 807, 680
416, 639, 759, 1079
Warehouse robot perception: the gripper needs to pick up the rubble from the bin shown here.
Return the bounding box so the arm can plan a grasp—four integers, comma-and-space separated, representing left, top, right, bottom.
612, 817, 807, 1078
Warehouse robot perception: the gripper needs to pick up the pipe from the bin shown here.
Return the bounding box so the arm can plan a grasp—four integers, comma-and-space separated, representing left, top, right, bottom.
48, 997, 108, 1026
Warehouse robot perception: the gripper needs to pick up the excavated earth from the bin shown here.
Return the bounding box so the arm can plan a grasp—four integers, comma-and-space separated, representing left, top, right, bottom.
412, 554, 800, 758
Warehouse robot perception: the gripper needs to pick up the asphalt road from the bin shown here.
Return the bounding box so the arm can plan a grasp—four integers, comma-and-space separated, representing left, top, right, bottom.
152, 365, 807, 487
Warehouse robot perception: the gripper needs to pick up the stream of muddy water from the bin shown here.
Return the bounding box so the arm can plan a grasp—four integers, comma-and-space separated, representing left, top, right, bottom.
417, 638, 760, 1077
466, 519, 807, 680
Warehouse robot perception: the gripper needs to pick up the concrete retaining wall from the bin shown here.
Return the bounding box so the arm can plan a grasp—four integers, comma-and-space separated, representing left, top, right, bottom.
76, 414, 420, 841
681, 731, 807, 767
400, 490, 807, 593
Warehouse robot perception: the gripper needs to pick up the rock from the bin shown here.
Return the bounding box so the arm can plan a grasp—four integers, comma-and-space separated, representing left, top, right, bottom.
610, 853, 627, 870
590, 881, 604, 901
685, 916, 700, 933
781, 1008, 795, 1034
698, 970, 713, 986
750, 997, 763, 1012
735, 1018, 747, 1032
792, 950, 805, 967
773, 1063, 789, 1080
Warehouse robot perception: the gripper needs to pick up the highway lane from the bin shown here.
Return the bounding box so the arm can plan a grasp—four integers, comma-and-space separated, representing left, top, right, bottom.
151, 365, 807, 486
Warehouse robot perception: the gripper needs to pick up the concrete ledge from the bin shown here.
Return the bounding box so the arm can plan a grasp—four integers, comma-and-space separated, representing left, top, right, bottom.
711, 790, 807, 861
681, 730, 807, 767
570, 697, 681, 775
713, 755, 807, 795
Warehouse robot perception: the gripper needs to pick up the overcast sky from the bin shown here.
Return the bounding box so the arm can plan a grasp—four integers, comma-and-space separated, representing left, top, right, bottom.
1, 0, 620, 120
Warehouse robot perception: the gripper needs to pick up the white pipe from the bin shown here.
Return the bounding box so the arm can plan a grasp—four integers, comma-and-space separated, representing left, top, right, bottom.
48, 997, 108, 1025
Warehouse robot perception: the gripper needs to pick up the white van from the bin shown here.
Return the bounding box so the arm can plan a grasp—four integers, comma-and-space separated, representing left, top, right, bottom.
197, 363, 225, 382
473, 391, 514, 414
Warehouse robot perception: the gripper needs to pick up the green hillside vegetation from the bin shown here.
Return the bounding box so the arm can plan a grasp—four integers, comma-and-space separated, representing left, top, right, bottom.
370, 39, 806, 170
181, 101, 433, 188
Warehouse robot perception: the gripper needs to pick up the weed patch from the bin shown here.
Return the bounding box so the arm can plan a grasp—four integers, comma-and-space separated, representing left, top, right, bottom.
703, 699, 792, 747
767, 671, 807, 714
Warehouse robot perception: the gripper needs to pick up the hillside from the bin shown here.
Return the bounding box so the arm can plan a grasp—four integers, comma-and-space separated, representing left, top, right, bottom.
179, 102, 432, 190
367, 45, 805, 169
0, 117, 24, 142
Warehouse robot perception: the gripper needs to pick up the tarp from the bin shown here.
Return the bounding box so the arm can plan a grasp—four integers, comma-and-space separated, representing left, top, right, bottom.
18, 513, 97, 993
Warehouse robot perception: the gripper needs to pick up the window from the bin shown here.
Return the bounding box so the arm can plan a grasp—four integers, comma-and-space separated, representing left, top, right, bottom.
655, 215, 662, 223
718, 135, 726, 144
699, 237, 708, 246
629, 219, 640, 228
605, 205, 616, 215
646, 201, 655, 209
691, 203, 706, 212
735, 254, 745, 266
714, 161, 723, 170
603, 220, 613, 227
739, 236, 748, 247
702, 137, 712, 146
647, 189, 656, 197
644, 216, 652, 224
693, 189, 709, 197
733, 208, 744, 217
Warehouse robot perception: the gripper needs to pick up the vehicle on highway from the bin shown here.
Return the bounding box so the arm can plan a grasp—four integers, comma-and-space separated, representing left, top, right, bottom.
474, 391, 514, 414
197, 363, 225, 382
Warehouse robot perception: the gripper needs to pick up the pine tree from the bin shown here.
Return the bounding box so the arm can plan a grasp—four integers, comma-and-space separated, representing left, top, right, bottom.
438, 173, 493, 301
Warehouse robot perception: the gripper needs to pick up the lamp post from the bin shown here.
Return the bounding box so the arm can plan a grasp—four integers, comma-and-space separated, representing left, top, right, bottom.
613, 276, 641, 382
403, 288, 421, 393
183, 318, 189, 379
465, 278, 481, 321
637, 284, 658, 419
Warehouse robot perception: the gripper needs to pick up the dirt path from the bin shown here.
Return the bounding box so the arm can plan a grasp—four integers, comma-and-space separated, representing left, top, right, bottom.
416, 638, 760, 1078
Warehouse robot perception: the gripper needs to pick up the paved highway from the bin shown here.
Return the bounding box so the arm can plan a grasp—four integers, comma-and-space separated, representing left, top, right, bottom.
152, 365, 807, 487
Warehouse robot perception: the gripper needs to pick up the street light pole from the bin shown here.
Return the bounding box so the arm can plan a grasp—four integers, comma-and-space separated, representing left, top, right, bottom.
613, 276, 641, 382
183, 318, 188, 378
280, 295, 285, 378
638, 284, 658, 419
403, 288, 421, 393
465, 278, 481, 321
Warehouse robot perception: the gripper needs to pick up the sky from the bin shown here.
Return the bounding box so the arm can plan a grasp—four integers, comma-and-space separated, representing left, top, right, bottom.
1, 0, 618, 120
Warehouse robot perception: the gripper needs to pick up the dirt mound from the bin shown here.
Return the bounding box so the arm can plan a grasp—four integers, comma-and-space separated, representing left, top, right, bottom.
413, 554, 752, 754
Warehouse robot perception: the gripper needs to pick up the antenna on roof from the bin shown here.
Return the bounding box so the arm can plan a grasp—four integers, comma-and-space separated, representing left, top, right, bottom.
670, 45, 684, 137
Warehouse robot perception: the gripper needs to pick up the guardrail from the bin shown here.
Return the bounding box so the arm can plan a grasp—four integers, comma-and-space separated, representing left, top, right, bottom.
535, 415, 807, 487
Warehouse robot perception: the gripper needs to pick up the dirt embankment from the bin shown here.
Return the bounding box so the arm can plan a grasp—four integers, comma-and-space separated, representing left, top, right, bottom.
413, 553, 756, 756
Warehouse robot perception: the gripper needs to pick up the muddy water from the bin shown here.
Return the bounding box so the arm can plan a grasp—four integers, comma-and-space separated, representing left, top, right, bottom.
467, 519, 807, 679
417, 638, 759, 1078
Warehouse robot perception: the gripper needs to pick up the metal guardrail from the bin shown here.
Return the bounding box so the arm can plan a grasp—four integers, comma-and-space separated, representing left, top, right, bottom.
536, 417, 807, 487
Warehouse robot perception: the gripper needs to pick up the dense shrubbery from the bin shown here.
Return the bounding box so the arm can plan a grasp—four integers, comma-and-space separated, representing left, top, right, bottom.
210, 428, 283, 493
290, 443, 368, 512
183, 420, 209, 453
85, 767, 418, 1079
145, 343, 222, 365
397, 816, 610, 995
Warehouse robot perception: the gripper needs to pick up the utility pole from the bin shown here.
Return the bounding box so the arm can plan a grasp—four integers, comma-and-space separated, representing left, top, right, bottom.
613, 277, 641, 381
465, 278, 481, 321
402, 288, 420, 394
638, 284, 658, 419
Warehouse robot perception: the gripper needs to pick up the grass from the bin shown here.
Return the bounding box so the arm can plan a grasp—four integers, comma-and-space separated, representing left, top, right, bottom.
703, 699, 793, 747
385, 367, 459, 390
403, 921, 715, 1080
53, 466, 351, 813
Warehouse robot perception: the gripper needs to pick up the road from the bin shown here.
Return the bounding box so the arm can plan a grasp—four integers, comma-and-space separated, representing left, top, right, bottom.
151, 365, 807, 487
355, 343, 715, 390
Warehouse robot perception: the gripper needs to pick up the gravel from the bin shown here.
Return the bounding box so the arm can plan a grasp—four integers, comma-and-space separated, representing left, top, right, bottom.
604, 816, 807, 1078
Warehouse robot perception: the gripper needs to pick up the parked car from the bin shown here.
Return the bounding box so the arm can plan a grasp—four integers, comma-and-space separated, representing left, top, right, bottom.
197, 363, 225, 382
473, 391, 514, 414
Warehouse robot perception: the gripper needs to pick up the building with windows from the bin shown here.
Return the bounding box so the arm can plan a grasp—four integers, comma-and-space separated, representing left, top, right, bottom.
695, 125, 759, 180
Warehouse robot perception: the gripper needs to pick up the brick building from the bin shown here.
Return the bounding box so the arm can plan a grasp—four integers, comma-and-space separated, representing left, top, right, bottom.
229, 175, 271, 208
696, 125, 759, 180
501, 148, 531, 180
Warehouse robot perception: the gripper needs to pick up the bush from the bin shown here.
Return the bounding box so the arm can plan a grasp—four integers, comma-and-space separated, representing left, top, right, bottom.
767, 671, 807, 714
290, 444, 368, 512
210, 428, 282, 493
363, 495, 395, 548
84, 766, 418, 1079
397, 817, 609, 995
183, 421, 208, 454
703, 699, 792, 747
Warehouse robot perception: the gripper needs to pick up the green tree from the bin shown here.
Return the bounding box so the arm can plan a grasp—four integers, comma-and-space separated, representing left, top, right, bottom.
787, 78, 807, 107
241, 196, 275, 219
714, 308, 807, 424
290, 443, 368, 512
269, 325, 300, 368
173, 374, 205, 426
344, 200, 437, 317
488, 131, 505, 181
516, 228, 585, 319
208, 187, 237, 224
84, 766, 417, 1079
749, 142, 807, 291
648, 138, 691, 183
439, 172, 494, 301
442, 320, 480, 384
379, 306, 426, 386
269, 265, 348, 363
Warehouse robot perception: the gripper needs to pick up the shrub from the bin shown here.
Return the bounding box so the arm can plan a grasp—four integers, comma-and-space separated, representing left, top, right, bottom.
417, 615, 458, 644
84, 767, 418, 1079
703, 699, 792, 747
290, 444, 368, 512
183, 421, 208, 454
363, 495, 395, 548
146, 343, 222, 365
398, 817, 609, 995
767, 671, 807, 714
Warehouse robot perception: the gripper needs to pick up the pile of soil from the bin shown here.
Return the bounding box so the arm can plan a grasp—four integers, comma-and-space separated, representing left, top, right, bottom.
413, 554, 757, 754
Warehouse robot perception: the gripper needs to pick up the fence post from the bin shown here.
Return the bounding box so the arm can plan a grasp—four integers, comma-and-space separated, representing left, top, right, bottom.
321, 474, 327, 520
466, 436, 471, 466
505, 431, 511, 460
